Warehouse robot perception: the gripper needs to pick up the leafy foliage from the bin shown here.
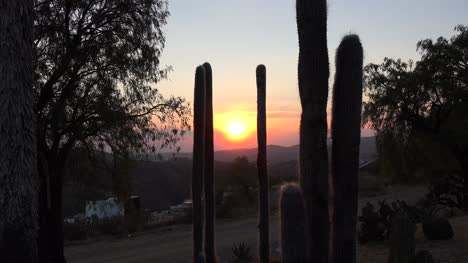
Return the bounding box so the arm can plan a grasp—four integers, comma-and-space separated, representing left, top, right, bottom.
34, 0, 190, 170
225, 156, 257, 203
231, 242, 254, 263
426, 173, 468, 209
357, 199, 437, 243
363, 25, 468, 180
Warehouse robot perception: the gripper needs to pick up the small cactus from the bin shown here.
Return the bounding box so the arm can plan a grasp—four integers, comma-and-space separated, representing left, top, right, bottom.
387, 213, 416, 263
279, 183, 307, 263
192, 65, 206, 262
256, 64, 269, 263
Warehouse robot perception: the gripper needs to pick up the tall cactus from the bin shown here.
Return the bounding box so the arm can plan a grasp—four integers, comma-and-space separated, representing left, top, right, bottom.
203, 62, 218, 263
192, 65, 206, 262
296, 0, 330, 262
331, 35, 364, 263
279, 183, 307, 263
256, 64, 269, 263
387, 213, 416, 263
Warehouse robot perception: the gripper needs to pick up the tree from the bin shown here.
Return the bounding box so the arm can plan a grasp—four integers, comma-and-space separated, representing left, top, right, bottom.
0, 0, 38, 261
363, 25, 468, 188
227, 156, 257, 204
33, 1, 190, 262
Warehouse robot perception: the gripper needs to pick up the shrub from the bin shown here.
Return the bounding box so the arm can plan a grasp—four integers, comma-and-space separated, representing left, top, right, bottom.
426, 173, 467, 210
231, 242, 254, 263
422, 217, 454, 240
357, 199, 428, 243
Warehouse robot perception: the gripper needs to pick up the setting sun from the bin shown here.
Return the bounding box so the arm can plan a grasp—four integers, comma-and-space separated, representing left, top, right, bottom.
214, 112, 256, 141
226, 121, 248, 140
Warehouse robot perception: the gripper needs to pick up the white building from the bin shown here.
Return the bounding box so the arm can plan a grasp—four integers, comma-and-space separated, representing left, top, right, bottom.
85, 197, 124, 220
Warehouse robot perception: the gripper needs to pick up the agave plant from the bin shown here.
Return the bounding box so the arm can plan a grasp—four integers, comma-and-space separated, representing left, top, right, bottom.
231, 242, 254, 263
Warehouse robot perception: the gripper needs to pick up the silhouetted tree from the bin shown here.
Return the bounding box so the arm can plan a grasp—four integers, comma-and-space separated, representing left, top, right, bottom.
228, 156, 257, 204
0, 0, 38, 261
363, 25, 468, 191
33, 1, 190, 262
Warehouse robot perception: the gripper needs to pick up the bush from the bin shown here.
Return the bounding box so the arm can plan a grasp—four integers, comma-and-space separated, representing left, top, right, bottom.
358, 200, 399, 243
231, 242, 254, 263
422, 217, 454, 240
426, 173, 467, 210
357, 199, 427, 243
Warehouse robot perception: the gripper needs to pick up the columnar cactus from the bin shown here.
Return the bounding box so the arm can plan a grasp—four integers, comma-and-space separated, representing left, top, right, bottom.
331, 35, 364, 263
256, 64, 269, 263
296, 0, 330, 262
192, 65, 206, 262
279, 183, 307, 263
387, 213, 416, 263
203, 62, 218, 263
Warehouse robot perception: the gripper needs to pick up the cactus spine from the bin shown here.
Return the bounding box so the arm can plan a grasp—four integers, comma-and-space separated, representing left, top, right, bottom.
331, 35, 364, 263
256, 64, 270, 263
192, 65, 206, 262
387, 213, 416, 263
203, 62, 218, 263
296, 0, 330, 262
279, 183, 307, 263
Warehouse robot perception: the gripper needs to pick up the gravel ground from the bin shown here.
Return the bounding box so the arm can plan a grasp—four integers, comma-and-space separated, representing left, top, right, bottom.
66, 185, 468, 263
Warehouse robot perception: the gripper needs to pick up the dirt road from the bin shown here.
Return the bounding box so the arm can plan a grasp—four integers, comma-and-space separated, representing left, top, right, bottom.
65, 185, 427, 263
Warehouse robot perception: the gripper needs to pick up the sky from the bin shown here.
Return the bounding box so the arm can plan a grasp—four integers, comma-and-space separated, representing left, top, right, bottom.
156, 0, 468, 151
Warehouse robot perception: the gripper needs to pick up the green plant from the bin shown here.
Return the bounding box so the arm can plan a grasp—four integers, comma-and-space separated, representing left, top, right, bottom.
231, 242, 254, 263
296, 0, 330, 261
256, 64, 269, 263
426, 173, 467, 210
295, 2, 366, 262
387, 213, 416, 263
203, 62, 218, 263
279, 183, 307, 263
422, 217, 454, 240
331, 34, 364, 263
192, 65, 206, 262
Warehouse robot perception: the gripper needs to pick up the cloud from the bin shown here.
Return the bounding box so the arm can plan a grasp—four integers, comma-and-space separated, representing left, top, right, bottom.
266, 111, 300, 119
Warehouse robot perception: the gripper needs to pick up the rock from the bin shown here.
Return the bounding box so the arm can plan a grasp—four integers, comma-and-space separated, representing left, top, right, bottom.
452, 207, 465, 217
411, 250, 435, 263
434, 206, 452, 218
422, 217, 454, 240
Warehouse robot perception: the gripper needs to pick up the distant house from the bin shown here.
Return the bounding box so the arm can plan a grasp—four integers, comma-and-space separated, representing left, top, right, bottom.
85, 197, 124, 220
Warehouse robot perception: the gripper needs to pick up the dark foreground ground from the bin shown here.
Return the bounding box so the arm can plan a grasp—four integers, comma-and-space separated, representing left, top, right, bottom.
65, 185, 468, 263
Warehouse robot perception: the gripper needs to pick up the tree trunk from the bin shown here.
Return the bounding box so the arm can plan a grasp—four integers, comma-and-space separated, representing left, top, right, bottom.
38, 154, 67, 263
0, 0, 38, 261
256, 65, 269, 263
48, 168, 66, 263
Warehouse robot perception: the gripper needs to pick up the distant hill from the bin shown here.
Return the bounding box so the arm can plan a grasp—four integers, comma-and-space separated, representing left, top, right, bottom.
165, 136, 377, 163
64, 136, 377, 216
